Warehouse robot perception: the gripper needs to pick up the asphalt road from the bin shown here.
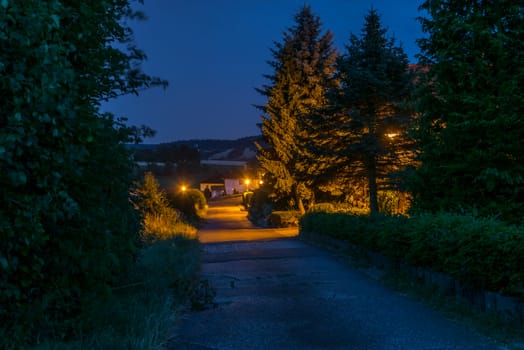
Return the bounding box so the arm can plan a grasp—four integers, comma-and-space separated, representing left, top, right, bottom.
197, 195, 298, 243
168, 197, 502, 350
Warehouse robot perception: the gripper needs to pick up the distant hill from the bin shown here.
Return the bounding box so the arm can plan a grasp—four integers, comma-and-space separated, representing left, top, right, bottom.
128, 135, 263, 161
171, 136, 260, 160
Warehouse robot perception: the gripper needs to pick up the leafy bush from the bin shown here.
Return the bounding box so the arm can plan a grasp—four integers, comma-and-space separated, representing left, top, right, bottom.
333, 203, 370, 215
23, 174, 204, 349
242, 191, 254, 209
300, 212, 524, 297
31, 237, 201, 350
167, 188, 207, 223
309, 202, 336, 213
247, 188, 274, 226
378, 190, 411, 215
268, 211, 301, 227
133, 173, 197, 242
0, 1, 167, 346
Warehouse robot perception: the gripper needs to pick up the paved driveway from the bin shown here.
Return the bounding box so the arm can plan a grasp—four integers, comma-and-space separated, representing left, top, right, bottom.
197, 196, 298, 243
169, 197, 501, 350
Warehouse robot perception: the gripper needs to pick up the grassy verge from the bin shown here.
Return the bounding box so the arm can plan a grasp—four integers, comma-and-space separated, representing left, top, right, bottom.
31, 236, 202, 350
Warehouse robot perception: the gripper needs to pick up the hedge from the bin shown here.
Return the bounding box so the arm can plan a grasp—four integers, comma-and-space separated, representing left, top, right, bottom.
300, 212, 524, 297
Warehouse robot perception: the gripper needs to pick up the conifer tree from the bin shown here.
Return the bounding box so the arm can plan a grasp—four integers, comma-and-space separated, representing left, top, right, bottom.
327, 8, 414, 214
256, 5, 338, 214
412, 0, 524, 222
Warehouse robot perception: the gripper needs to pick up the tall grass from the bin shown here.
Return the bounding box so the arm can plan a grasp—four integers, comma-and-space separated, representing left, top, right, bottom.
142, 210, 197, 241
32, 237, 200, 350
27, 172, 204, 349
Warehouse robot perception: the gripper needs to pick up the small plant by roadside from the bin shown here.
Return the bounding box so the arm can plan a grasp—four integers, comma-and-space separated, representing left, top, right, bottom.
133, 172, 198, 242
23, 173, 206, 350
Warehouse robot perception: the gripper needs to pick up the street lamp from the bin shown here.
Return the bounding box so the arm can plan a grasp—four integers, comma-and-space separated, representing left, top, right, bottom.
244, 179, 251, 191
385, 133, 399, 139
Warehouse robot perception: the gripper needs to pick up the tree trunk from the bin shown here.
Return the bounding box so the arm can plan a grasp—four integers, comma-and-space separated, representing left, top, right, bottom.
297, 197, 306, 215
294, 182, 307, 215
368, 158, 379, 215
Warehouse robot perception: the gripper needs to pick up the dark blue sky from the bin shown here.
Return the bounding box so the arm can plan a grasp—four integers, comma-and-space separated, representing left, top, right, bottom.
103, 0, 425, 144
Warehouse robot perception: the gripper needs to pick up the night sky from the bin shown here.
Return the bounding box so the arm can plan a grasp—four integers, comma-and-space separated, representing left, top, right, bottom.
103, 0, 425, 144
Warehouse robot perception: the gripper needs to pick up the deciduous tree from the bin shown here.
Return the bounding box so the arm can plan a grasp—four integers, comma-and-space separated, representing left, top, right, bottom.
0, 0, 166, 344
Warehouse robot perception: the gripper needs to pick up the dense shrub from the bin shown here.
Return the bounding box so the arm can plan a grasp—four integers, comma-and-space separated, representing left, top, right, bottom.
242, 191, 254, 209
300, 212, 524, 297
247, 189, 274, 226
309, 202, 336, 213
34, 236, 202, 350
377, 190, 411, 216
167, 188, 207, 223
268, 211, 301, 227
0, 1, 166, 346
133, 173, 197, 242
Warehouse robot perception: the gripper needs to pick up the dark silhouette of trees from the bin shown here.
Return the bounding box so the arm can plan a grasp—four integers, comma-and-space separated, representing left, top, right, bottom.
256, 5, 338, 214
137, 143, 200, 164
411, 0, 524, 222
324, 8, 414, 215
0, 0, 166, 344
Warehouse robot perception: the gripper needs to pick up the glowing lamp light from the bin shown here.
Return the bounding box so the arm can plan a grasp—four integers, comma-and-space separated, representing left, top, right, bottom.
181, 185, 187, 192
385, 133, 399, 139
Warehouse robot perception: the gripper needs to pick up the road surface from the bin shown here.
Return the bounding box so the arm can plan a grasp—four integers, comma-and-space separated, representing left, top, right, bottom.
197, 196, 298, 243
168, 196, 501, 350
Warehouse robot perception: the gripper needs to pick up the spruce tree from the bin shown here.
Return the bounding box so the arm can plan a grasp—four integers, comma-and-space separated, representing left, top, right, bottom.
256, 5, 338, 214
412, 0, 524, 222
327, 8, 414, 215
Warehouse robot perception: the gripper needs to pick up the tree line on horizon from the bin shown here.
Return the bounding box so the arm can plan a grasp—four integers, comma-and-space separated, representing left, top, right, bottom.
256, 1, 524, 223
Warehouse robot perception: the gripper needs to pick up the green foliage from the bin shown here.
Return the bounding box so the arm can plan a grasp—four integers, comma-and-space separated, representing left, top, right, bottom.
0, 0, 166, 346
412, 0, 524, 223
167, 188, 207, 223
256, 5, 338, 214
377, 190, 411, 215
325, 8, 415, 214
300, 212, 524, 297
309, 202, 336, 213
242, 191, 254, 209
133, 173, 197, 242
30, 237, 202, 350
247, 188, 274, 226
268, 211, 301, 228
133, 172, 172, 216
